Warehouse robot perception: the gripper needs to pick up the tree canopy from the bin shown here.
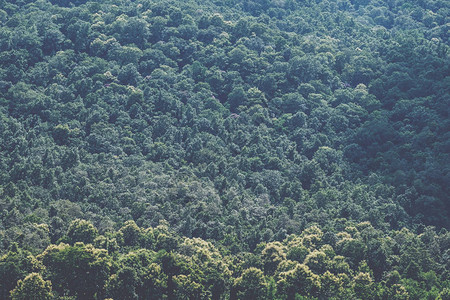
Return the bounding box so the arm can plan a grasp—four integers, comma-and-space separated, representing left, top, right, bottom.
0, 0, 448, 298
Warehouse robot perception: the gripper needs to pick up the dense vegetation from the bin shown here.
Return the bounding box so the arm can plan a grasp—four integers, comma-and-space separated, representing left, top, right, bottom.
0, 0, 449, 298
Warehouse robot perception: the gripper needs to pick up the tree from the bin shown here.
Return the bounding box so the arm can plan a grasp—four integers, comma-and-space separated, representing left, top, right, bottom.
436, 288, 450, 300
234, 268, 268, 300
157, 250, 182, 299
10, 273, 53, 300
106, 267, 140, 300
66, 219, 98, 245
118, 220, 143, 247
191, 61, 206, 82
304, 250, 329, 274
66, 19, 91, 52
261, 242, 286, 276
383, 284, 410, 300
228, 86, 248, 112
277, 263, 321, 300
178, 238, 231, 300
0, 246, 43, 300
173, 274, 204, 300
52, 124, 70, 145
38, 243, 111, 299
353, 272, 373, 299
320, 271, 344, 298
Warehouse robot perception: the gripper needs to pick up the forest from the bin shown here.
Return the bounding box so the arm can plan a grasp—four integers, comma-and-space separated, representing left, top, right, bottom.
0, 0, 449, 298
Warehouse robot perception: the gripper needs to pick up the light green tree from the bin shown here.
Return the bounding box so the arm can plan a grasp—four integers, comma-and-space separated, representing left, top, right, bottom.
10, 273, 53, 300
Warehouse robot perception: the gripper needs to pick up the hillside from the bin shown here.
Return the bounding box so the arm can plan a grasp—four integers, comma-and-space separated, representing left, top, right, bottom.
0, 0, 449, 298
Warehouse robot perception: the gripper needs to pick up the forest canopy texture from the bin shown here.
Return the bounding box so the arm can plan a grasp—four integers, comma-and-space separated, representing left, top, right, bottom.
0, 0, 449, 298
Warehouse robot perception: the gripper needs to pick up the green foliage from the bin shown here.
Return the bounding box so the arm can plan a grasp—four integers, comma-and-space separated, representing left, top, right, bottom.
10, 273, 53, 300
0, 246, 43, 300
353, 272, 374, 299
437, 288, 450, 300
235, 267, 269, 300
0, 0, 448, 298
277, 263, 321, 299
66, 219, 98, 245
0, 222, 448, 299
38, 243, 111, 299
